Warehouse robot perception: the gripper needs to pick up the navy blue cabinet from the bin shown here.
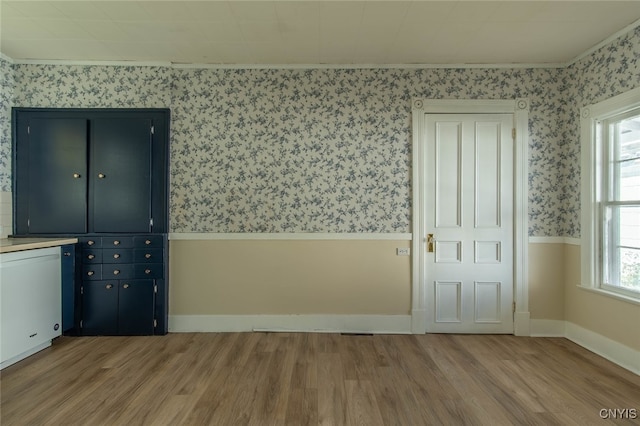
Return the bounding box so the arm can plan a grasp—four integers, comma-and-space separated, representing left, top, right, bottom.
61, 244, 76, 333
13, 109, 169, 235
79, 235, 167, 335
12, 109, 169, 336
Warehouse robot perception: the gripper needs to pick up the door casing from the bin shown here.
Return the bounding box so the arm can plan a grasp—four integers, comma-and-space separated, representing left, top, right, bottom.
411, 99, 530, 335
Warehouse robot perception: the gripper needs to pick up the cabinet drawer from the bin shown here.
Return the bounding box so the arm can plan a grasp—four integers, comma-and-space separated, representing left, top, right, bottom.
102, 249, 134, 264
82, 249, 103, 263
134, 235, 163, 248
133, 248, 163, 263
82, 265, 102, 280
103, 237, 134, 249
79, 237, 102, 249
134, 264, 163, 279
102, 264, 134, 279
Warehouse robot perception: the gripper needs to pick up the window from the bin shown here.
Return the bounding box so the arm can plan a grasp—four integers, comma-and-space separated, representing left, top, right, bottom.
601, 111, 640, 295
581, 87, 640, 302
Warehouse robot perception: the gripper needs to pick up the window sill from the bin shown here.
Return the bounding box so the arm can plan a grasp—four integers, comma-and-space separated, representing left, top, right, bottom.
577, 285, 640, 306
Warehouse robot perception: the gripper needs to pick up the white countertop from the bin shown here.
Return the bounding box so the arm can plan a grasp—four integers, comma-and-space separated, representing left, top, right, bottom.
0, 238, 78, 254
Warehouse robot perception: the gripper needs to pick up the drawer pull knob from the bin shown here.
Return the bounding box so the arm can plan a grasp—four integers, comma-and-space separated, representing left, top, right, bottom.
113, 254, 120, 259
87, 240, 95, 246
145, 253, 152, 259
123, 284, 130, 289
113, 270, 120, 275
87, 254, 95, 260
106, 284, 113, 289
98, 173, 106, 179
87, 271, 94, 276
145, 239, 152, 245
145, 269, 151, 274
113, 240, 120, 246
73, 173, 81, 178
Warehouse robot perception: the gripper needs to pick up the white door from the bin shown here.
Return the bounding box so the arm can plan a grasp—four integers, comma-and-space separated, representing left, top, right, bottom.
425, 114, 514, 333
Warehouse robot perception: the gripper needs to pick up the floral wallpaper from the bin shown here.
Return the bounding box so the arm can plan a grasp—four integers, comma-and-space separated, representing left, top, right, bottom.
560, 25, 640, 238
5, 25, 639, 236
0, 57, 15, 192
170, 67, 565, 234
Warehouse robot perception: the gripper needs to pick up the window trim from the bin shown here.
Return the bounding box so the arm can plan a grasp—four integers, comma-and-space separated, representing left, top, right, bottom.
580, 86, 640, 302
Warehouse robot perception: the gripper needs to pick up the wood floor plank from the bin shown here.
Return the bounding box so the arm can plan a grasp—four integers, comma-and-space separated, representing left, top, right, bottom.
2, 333, 639, 425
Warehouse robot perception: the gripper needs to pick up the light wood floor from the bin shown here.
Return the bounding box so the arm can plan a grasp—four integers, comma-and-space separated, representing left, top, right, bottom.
1, 333, 639, 425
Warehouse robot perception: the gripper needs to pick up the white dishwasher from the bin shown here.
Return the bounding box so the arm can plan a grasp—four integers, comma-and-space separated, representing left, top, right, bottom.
0, 246, 62, 369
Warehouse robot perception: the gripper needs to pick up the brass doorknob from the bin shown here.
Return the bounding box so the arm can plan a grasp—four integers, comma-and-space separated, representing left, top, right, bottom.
87, 254, 95, 260
113, 253, 120, 259
145, 253, 151, 259
113, 269, 120, 275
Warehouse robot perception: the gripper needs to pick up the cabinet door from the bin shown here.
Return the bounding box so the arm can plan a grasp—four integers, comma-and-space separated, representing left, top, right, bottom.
118, 280, 155, 335
82, 281, 118, 335
90, 118, 152, 233
26, 118, 88, 233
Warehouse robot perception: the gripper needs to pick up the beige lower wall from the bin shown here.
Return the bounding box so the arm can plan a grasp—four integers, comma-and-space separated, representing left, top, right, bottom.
564, 244, 640, 352
528, 243, 565, 320
169, 239, 639, 351
169, 239, 411, 315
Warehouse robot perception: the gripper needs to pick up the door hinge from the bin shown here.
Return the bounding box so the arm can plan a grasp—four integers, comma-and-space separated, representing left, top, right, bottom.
151, 125, 155, 135
80, 320, 83, 329
150, 218, 154, 228
512, 128, 516, 140
512, 301, 516, 313
154, 319, 157, 328
154, 284, 158, 294
27, 125, 30, 135
80, 286, 84, 295
27, 218, 30, 228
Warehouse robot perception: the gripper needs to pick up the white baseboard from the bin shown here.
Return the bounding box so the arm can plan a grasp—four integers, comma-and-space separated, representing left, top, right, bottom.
530, 319, 566, 336
565, 322, 639, 375
169, 314, 412, 334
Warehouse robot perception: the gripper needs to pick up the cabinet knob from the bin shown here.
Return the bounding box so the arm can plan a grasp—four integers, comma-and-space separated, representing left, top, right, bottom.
123, 284, 130, 289
113, 253, 120, 259
113, 240, 120, 246
73, 173, 81, 178
98, 173, 106, 179
145, 239, 152, 245
113, 269, 120, 275
87, 254, 95, 260
87, 240, 95, 246
87, 271, 94, 276
145, 269, 151, 275
145, 253, 152, 259
106, 284, 113, 289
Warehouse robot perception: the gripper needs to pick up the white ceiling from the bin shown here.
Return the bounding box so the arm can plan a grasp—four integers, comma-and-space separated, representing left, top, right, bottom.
2, 1, 640, 66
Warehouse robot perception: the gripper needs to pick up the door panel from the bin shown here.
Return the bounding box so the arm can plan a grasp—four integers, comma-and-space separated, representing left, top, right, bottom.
90, 118, 152, 233
426, 114, 513, 333
82, 281, 118, 335
27, 118, 87, 233
118, 280, 154, 335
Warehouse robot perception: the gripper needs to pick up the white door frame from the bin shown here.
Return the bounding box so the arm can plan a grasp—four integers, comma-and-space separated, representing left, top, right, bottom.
411, 99, 530, 336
